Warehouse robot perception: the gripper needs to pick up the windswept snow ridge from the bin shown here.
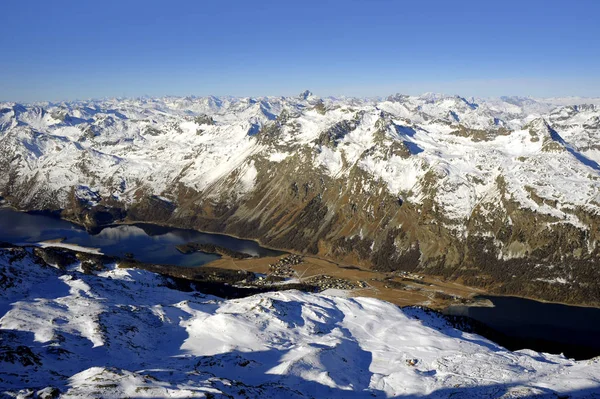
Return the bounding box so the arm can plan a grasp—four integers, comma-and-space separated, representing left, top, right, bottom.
1, 247, 599, 398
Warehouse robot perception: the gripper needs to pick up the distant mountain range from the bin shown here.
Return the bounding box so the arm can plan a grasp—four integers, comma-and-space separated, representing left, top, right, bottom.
1, 92, 599, 305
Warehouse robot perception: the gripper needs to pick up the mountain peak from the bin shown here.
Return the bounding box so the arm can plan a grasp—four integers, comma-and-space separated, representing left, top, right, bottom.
298, 90, 314, 100
526, 117, 551, 131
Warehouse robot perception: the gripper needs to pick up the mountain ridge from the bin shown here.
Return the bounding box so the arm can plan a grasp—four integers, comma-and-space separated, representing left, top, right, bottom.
1, 92, 599, 306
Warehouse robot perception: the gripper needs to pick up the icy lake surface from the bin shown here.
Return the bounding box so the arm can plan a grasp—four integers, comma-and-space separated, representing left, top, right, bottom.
0, 207, 281, 266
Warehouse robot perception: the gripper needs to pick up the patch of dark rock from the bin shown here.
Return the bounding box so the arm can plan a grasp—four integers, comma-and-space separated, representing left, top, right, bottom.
315, 120, 356, 148
33, 247, 78, 270
194, 114, 215, 125
37, 387, 61, 399
0, 344, 42, 367
30, 247, 113, 273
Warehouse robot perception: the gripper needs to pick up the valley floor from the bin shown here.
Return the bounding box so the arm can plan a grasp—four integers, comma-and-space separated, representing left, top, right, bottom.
207, 254, 485, 310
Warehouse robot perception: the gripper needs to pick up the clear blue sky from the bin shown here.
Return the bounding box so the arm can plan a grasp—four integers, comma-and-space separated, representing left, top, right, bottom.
1, 0, 599, 102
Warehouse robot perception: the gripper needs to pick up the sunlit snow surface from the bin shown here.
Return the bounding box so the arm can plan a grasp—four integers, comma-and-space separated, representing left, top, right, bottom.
1, 248, 599, 398
1, 94, 599, 230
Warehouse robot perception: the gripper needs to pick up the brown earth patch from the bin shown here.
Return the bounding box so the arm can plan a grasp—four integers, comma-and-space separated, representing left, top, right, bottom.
207, 253, 483, 310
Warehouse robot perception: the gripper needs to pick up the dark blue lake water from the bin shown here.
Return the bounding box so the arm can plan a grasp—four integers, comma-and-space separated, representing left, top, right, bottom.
445, 295, 600, 360
0, 207, 281, 266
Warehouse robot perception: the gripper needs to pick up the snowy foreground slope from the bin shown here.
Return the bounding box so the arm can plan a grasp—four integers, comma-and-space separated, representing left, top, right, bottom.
1, 93, 600, 306
1, 248, 600, 398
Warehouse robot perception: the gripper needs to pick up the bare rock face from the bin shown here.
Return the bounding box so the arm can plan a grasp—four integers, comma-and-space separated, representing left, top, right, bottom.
1, 94, 600, 305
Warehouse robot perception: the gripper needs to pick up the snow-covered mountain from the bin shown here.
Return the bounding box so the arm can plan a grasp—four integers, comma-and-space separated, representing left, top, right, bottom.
2, 246, 600, 398
1, 93, 600, 305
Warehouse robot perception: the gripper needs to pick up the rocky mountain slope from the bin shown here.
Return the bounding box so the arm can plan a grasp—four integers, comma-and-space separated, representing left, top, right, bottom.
2, 246, 600, 398
1, 93, 600, 305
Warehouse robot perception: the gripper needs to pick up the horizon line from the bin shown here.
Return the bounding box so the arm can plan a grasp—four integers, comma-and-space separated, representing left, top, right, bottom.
3, 91, 600, 105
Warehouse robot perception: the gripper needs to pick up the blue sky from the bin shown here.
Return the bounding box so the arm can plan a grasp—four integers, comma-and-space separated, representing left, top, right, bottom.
1, 0, 599, 101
